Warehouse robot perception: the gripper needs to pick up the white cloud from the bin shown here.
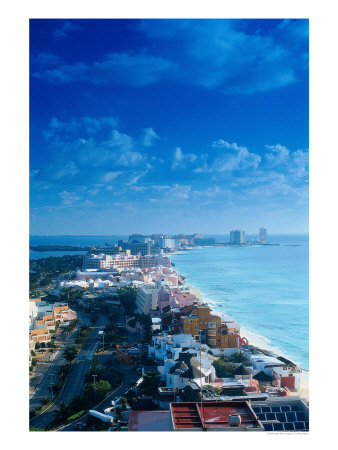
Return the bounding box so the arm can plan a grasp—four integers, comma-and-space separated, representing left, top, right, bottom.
54, 161, 79, 179
171, 147, 197, 169
210, 140, 261, 172
264, 144, 290, 166
142, 127, 160, 147
59, 190, 80, 205
101, 171, 121, 183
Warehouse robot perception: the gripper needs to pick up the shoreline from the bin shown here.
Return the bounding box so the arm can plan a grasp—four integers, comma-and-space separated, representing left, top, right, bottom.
171, 254, 309, 401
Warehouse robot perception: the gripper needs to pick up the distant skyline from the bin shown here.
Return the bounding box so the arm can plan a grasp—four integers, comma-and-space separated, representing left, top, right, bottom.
30, 19, 309, 235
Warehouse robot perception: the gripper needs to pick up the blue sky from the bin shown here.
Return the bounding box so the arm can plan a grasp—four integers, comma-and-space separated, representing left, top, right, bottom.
30, 19, 308, 235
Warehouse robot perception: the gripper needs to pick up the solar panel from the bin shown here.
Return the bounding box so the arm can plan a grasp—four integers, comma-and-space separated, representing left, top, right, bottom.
271, 406, 281, 412
262, 406, 271, 413
281, 405, 291, 412
272, 423, 284, 431
286, 412, 297, 422
296, 412, 306, 422
263, 423, 273, 431
252, 406, 261, 413
305, 422, 309, 430
294, 421, 306, 431
266, 413, 276, 421
258, 413, 266, 421
276, 413, 287, 423
283, 422, 295, 431
291, 405, 300, 412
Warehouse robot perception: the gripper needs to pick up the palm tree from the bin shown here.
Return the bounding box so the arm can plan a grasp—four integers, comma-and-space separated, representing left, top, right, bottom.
229, 351, 250, 365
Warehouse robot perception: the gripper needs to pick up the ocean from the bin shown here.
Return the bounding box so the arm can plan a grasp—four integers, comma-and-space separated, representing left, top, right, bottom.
172, 234, 309, 370
29, 234, 309, 369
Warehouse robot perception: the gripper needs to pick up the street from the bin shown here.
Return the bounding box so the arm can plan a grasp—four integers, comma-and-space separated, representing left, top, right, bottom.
29, 314, 107, 429
58, 360, 138, 431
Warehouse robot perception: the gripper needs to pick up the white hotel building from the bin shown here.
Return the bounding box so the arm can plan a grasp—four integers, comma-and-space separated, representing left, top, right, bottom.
83, 252, 171, 270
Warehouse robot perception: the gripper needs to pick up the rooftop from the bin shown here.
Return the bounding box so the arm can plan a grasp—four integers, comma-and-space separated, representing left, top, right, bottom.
128, 411, 171, 431
170, 402, 263, 431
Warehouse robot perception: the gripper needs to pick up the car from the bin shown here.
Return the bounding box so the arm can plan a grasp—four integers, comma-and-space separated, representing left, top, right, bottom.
137, 344, 143, 348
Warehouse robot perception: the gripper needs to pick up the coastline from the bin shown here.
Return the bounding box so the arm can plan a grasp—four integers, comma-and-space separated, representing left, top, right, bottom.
172, 253, 309, 402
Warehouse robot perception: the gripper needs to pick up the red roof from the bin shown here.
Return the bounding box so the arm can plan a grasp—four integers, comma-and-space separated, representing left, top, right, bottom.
170, 402, 262, 430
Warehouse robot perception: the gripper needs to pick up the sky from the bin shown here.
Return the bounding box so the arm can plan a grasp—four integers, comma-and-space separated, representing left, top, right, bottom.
29, 18, 309, 235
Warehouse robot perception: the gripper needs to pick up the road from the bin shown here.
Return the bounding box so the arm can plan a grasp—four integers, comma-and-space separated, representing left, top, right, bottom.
29, 312, 90, 410
58, 361, 138, 431
30, 315, 107, 429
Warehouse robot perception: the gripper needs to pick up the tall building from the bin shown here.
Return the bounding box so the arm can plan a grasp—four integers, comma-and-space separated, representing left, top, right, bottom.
180, 304, 239, 349
129, 234, 147, 243
160, 237, 177, 249
130, 241, 151, 256
259, 228, 267, 244
230, 230, 245, 244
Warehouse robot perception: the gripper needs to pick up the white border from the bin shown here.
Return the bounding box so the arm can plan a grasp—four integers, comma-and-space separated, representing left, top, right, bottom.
1, 0, 336, 448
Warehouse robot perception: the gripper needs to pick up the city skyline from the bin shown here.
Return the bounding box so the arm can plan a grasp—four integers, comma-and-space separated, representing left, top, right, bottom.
30, 19, 309, 235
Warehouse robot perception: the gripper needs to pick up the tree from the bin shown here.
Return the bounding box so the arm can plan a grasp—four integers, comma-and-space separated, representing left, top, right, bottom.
140, 313, 152, 342
55, 401, 69, 421
212, 360, 237, 378
229, 351, 250, 366
138, 370, 160, 396
41, 396, 52, 406
63, 346, 77, 363
118, 286, 137, 315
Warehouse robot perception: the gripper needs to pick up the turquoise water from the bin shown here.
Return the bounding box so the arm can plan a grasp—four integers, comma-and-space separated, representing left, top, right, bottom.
29, 234, 309, 369
172, 235, 309, 369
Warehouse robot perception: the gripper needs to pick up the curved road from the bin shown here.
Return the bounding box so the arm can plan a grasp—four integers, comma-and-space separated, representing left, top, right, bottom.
59, 362, 138, 431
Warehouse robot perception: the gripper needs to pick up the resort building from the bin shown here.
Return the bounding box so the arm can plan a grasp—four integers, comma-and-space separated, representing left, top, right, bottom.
129, 241, 151, 256
259, 228, 267, 244
83, 253, 170, 270
135, 285, 160, 314
180, 304, 240, 349
230, 230, 246, 244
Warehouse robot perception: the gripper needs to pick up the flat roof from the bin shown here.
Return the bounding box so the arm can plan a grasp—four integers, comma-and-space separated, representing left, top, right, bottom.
170, 402, 262, 430
128, 411, 171, 431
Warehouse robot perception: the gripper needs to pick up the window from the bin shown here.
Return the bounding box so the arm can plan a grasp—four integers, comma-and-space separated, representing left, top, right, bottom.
208, 322, 216, 328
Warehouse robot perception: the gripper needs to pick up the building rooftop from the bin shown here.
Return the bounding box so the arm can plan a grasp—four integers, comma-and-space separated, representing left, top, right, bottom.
170, 402, 263, 431
128, 411, 171, 431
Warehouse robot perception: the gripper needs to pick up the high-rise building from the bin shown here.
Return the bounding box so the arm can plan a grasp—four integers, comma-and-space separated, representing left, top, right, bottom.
130, 241, 151, 256
129, 234, 147, 243
259, 228, 267, 244
230, 230, 245, 244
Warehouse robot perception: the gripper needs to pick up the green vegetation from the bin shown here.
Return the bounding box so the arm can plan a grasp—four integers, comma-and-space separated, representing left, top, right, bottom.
212, 352, 250, 377
118, 285, 137, 315
212, 360, 237, 377
202, 384, 222, 395
59, 287, 84, 301
47, 339, 56, 349
138, 370, 161, 396
63, 346, 78, 363
66, 409, 86, 423
75, 325, 91, 345
227, 351, 251, 366
63, 318, 79, 333
30, 427, 45, 431
29, 254, 84, 295
102, 321, 126, 347
41, 397, 52, 406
